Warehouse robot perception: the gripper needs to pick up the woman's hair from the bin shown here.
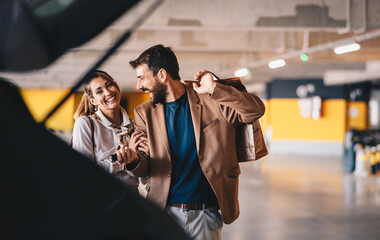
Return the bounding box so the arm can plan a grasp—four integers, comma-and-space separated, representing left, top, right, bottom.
73, 70, 120, 120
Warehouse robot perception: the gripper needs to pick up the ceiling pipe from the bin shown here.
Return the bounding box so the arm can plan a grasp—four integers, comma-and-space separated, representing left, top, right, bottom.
220, 28, 380, 76
356, 0, 367, 33
276, 31, 286, 53
362, 0, 367, 31
338, 0, 352, 34
109, 25, 351, 33
302, 30, 310, 51
70, 45, 284, 53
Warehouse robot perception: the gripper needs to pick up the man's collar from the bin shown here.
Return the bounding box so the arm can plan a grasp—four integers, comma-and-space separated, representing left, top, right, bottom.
184, 83, 200, 104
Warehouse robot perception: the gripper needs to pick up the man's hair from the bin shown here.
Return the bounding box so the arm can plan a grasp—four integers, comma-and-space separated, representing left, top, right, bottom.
129, 44, 181, 80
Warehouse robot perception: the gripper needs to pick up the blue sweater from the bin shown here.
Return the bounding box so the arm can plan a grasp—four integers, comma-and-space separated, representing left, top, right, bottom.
165, 92, 216, 204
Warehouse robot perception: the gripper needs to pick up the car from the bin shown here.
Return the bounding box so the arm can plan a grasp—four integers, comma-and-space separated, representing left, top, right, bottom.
0, 0, 189, 239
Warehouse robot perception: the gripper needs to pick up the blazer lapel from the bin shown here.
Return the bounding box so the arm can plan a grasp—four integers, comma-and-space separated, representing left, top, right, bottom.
153, 103, 172, 158
185, 85, 202, 154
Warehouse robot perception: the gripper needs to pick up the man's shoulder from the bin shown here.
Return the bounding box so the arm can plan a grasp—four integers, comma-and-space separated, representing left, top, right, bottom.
136, 100, 153, 109
135, 100, 155, 115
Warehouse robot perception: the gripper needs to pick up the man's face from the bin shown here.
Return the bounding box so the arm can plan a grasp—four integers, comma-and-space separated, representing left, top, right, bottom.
136, 63, 166, 105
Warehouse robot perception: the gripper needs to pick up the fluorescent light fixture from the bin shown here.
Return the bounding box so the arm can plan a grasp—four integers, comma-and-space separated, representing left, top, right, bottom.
268, 59, 286, 69
334, 43, 360, 54
234, 68, 249, 77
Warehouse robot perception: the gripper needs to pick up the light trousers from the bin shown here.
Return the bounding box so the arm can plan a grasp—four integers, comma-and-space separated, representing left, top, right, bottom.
167, 205, 223, 240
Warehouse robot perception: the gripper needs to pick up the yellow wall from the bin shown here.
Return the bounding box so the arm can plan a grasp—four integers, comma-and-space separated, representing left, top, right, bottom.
347, 101, 368, 130
122, 92, 150, 120
20, 89, 75, 131
269, 98, 347, 141
260, 100, 269, 133
74, 91, 150, 121
22, 87, 356, 143
21, 89, 149, 131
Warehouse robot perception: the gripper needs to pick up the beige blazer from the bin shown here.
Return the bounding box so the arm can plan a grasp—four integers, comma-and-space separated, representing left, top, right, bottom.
131, 83, 265, 224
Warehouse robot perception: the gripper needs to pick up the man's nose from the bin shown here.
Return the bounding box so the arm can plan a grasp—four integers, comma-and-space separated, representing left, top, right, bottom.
136, 80, 142, 90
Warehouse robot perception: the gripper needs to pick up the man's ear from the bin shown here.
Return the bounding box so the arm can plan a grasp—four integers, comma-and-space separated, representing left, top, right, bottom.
157, 68, 168, 83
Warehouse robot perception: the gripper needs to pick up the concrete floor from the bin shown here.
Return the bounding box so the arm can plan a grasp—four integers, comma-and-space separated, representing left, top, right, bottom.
222, 154, 380, 240
58, 126, 380, 240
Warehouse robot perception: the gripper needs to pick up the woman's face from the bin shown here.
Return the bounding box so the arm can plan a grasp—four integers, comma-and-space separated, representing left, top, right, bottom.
89, 76, 121, 113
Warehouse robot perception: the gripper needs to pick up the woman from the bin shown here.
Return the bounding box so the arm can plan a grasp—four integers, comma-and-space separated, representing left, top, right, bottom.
72, 70, 147, 188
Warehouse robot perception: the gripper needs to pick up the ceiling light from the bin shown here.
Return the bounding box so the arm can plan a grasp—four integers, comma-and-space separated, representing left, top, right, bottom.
234, 68, 249, 77
334, 43, 360, 54
268, 59, 286, 69
300, 53, 309, 61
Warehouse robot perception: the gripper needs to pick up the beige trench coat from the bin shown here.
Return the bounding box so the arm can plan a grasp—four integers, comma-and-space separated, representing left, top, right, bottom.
130, 83, 265, 224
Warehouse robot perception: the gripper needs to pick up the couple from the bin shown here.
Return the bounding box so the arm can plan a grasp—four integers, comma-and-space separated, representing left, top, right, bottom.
72, 44, 265, 240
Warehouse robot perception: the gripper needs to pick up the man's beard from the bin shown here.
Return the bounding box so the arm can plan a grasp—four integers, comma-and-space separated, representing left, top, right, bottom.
150, 77, 167, 106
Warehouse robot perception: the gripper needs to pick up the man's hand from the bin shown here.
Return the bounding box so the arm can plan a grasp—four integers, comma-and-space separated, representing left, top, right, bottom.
129, 130, 149, 155
193, 70, 216, 94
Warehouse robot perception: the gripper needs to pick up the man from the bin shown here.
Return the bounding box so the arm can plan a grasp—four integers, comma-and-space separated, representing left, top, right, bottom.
124, 44, 265, 240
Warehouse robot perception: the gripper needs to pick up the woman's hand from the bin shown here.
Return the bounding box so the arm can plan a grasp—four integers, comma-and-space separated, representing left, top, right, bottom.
115, 145, 139, 165
129, 130, 149, 155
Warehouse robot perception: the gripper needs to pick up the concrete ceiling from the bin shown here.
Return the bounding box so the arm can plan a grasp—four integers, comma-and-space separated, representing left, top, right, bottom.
2, 0, 380, 96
